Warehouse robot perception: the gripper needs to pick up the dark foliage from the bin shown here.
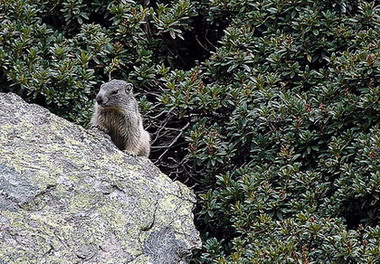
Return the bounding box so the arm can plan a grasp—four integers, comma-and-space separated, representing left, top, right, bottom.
1, 0, 379, 263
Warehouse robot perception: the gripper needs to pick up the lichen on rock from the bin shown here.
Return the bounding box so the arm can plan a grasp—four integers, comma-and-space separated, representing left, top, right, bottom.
0, 93, 201, 263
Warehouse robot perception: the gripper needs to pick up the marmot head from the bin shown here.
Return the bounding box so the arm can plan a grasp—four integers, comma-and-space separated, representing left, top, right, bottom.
96, 80, 134, 108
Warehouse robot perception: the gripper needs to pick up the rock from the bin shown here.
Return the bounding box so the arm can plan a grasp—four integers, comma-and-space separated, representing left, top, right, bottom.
0, 93, 201, 263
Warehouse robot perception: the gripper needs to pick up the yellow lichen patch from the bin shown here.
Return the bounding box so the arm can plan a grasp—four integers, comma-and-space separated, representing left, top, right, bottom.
68, 191, 98, 212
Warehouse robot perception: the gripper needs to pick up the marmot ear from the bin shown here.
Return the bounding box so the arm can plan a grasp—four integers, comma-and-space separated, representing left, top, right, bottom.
125, 83, 134, 93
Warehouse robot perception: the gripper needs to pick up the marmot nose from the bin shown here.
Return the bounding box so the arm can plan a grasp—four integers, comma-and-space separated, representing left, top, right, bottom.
96, 95, 103, 105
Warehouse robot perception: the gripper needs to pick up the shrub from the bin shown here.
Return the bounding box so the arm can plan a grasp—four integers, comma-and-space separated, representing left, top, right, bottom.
1, 0, 379, 263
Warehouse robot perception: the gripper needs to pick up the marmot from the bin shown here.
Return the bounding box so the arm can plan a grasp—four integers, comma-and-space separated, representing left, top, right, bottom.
90, 80, 150, 157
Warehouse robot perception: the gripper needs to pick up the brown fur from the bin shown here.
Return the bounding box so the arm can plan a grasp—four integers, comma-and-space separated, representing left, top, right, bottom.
90, 80, 150, 157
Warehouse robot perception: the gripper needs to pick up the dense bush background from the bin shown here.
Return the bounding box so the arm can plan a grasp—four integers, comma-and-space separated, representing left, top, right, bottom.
1, 0, 379, 263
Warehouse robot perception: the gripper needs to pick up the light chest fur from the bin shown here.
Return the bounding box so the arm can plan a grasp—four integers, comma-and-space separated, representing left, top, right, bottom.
97, 107, 138, 151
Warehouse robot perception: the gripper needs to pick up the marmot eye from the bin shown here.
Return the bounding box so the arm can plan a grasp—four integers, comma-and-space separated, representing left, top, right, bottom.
111, 90, 118, 95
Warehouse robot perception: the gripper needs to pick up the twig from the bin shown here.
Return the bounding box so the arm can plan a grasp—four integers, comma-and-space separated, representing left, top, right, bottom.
156, 122, 190, 162
195, 35, 210, 52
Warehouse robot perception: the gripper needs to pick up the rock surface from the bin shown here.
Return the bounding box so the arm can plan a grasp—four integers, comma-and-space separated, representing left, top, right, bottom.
0, 93, 201, 263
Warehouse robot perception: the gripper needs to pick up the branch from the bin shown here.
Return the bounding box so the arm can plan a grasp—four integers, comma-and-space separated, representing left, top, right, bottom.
156, 122, 190, 162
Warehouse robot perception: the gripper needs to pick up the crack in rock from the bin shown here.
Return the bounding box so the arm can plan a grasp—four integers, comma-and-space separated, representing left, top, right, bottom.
143, 226, 188, 264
